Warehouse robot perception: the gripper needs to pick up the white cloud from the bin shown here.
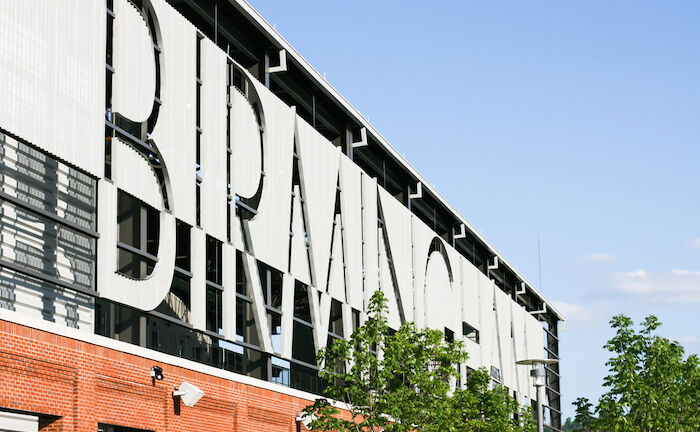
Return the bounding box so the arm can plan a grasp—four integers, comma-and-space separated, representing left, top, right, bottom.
687, 238, 700, 249
625, 269, 648, 278
551, 301, 595, 322
671, 269, 700, 276
679, 335, 698, 344
575, 253, 617, 263
610, 269, 700, 303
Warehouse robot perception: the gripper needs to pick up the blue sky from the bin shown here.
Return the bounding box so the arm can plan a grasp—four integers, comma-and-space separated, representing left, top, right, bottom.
247, 0, 700, 420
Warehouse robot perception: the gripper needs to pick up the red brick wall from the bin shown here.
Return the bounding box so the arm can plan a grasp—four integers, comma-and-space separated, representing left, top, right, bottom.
0, 320, 330, 432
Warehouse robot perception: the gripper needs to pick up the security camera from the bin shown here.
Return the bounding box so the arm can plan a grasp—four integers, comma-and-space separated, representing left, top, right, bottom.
151, 366, 164, 381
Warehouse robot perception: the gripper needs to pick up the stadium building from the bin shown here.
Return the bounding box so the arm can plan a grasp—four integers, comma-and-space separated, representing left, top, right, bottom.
0, 0, 563, 431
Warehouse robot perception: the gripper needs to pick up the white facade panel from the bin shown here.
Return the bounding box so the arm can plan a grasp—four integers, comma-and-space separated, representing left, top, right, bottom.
464, 338, 482, 371
289, 185, 312, 285
230, 88, 262, 199
378, 189, 413, 324
112, 138, 162, 211
424, 251, 454, 332
317, 291, 333, 350
308, 281, 325, 353
361, 175, 379, 309
445, 242, 466, 332
494, 287, 514, 388
461, 259, 481, 330
148, 0, 197, 225
511, 301, 534, 399
199, 39, 228, 241
296, 118, 340, 292
411, 215, 435, 329
339, 156, 364, 311
242, 79, 295, 271
327, 215, 346, 302
477, 274, 496, 375
378, 231, 401, 330
112, 0, 155, 124
525, 314, 545, 399
526, 312, 545, 361
0, 0, 104, 177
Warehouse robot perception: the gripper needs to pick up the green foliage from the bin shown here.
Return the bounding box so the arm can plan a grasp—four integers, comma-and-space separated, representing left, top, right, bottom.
571, 397, 593, 432
303, 290, 535, 432
453, 368, 537, 432
572, 314, 700, 432
562, 417, 581, 432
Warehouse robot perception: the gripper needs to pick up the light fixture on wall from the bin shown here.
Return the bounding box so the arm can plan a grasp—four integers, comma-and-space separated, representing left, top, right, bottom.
151, 366, 164, 381
516, 358, 559, 432
173, 382, 205, 407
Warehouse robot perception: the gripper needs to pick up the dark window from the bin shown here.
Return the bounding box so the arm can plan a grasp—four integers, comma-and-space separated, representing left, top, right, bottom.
269, 311, 282, 353
96, 297, 279, 393
258, 261, 283, 353
236, 252, 248, 296
292, 321, 316, 365
171, 273, 191, 311
292, 281, 316, 365
155, 271, 191, 323
490, 366, 502, 385
111, 302, 141, 345
205, 236, 222, 333
293, 282, 312, 323
206, 286, 222, 333
463, 322, 480, 344
175, 220, 191, 271
195, 34, 203, 227
236, 297, 260, 346
445, 327, 454, 343
226, 197, 232, 243
466, 366, 475, 381
155, 219, 191, 323
270, 272, 283, 309
195, 180, 201, 227
259, 262, 283, 310
290, 362, 324, 394
223, 345, 245, 375
328, 299, 343, 336
351, 308, 361, 333
246, 346, 267, 381
117, 190, 159, 279
206, 235, 222, 285
271, 357, 290, 387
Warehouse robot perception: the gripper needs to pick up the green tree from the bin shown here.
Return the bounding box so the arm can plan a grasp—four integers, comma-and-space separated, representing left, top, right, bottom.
453, 368, 536, 432
571, 397, 593, 432
573, 315, 700, 432
302, 290, 535, 432
562, 417, 580, 432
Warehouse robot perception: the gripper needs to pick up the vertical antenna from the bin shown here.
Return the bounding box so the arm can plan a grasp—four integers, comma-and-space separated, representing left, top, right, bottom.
537, 230, 542, 289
